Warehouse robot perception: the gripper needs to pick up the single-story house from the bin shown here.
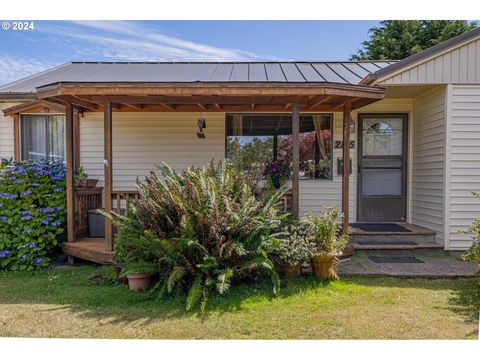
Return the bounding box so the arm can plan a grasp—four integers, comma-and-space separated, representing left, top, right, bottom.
1, 27, 479, 263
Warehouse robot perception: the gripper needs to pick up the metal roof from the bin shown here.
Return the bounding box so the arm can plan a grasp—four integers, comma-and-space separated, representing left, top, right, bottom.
0, 61, 397, 95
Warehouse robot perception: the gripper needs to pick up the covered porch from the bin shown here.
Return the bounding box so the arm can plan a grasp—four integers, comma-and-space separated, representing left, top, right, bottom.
36, 81, 384, 263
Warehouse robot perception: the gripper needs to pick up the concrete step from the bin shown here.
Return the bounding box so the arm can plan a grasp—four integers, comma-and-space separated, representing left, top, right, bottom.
352, 242, 443, 251
349, 223, 437, 245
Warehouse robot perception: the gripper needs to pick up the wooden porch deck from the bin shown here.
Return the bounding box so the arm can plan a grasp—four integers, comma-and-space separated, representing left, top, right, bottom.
63, 237, 114, 264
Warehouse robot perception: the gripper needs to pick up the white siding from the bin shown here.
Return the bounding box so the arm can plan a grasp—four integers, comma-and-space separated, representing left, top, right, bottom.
80, 112, 226, 190
380, 38, 480, 85
447, 85, 480, 250
411, 86, 446, 244
0, 102, 19, 159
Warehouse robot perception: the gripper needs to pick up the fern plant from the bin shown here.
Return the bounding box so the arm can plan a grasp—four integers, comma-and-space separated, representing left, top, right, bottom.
302, 206, 349, 255
107, 161, 284, 312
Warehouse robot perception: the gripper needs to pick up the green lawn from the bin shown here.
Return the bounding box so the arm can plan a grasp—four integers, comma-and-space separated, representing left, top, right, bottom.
0, 266, 478, 339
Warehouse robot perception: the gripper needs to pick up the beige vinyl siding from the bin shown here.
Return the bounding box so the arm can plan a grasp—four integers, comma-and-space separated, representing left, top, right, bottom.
80, 112, 226, 190
410, 86, 446, 244
0, 102, 19, 159
379, 38, 480, 85
447, 85, 480, 250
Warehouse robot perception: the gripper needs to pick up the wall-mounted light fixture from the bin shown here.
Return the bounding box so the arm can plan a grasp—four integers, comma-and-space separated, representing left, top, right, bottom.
196, 116, 207, 138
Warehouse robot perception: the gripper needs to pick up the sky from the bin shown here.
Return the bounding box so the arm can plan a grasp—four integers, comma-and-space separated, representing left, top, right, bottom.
0, 20, 380, 85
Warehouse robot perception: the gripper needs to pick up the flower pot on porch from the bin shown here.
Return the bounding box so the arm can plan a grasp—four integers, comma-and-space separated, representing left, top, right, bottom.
311, 252, 342, 280
278, 262, 302, 278
126, 272, 153, 291
75, 178, 99, 188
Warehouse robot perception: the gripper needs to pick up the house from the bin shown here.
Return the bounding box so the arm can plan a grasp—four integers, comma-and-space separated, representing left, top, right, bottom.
1, 27, 479, 263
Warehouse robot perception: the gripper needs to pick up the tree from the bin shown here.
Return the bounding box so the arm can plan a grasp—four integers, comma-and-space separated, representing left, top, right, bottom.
351, 20, 477, 60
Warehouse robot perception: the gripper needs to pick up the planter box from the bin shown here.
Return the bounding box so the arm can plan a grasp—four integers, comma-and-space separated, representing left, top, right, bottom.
76, 179, 99, 188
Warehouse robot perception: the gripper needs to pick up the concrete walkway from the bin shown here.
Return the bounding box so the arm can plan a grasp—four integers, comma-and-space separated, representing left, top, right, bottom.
340, 252, 479, 278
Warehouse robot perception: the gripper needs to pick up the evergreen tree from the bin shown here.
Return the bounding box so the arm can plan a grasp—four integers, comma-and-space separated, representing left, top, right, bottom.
351, 20, 477, 60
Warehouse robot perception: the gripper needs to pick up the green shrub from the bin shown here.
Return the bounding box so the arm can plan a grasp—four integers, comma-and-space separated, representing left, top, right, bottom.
461, 191, 480, 264
274, 220, 316, 267
0, 159, 66, 270
108, 161, 284, 312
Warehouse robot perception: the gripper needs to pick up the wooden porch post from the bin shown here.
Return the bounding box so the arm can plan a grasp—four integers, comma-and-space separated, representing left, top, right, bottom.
73, 110, 80, 172
342, 101, 351, 234
104, 102, 114, 251
65, 102, 75, 244
13, 114, 20, 160
292, 102, 300, 217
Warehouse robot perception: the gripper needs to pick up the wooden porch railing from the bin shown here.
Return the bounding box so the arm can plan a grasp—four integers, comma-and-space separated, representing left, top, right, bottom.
74, 188, 291, 239
112, 191, 140, 214
74, 187, 103, 236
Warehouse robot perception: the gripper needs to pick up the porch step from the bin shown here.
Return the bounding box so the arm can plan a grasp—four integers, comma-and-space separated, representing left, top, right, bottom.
349, 223, 437, 246
352, 242, 443, 251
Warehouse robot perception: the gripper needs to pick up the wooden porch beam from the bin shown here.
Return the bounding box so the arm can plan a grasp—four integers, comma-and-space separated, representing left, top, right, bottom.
63, 95, 98, 110
307, 95, 332, 109
159, 103, 174, 110
284, 103, 292, 110
333, 97, 360, 110
104, 101, 114, 252
65, 102, 75, 245
342, 101, 351, 234
292, 102, 300, 217
123, 103, 142, 110
197, 103, 207, 111
214, 103, 222, 110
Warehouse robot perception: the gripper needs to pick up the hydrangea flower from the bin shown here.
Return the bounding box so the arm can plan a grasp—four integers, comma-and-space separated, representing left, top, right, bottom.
42, 219, 49, 225
23, 229, 33, 234
33, 257, 43, 265
14, 179, 24, 184
20, 190, 33, 197
21, 215, 33, 221
28, 242, 36, 249
31, 182, 40, 187
20, 210, 31, 215
54, 187, 64, 193
0, 250, 12, 258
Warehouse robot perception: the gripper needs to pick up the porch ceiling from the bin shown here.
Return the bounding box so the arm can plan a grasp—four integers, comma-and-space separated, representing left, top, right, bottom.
36, 82, 384, 113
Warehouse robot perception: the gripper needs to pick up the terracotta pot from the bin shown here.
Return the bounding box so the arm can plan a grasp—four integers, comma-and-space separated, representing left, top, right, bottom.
127, 272, 153, 291
279, 263, 302, 278
311, 252, 342, 280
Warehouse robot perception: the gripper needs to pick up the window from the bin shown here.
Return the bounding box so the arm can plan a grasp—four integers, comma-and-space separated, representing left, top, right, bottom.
226, 113, 333, 180
21, 115, 66, 162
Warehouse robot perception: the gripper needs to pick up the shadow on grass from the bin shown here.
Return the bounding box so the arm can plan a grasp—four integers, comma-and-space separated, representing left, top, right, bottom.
0, 265, 478, 327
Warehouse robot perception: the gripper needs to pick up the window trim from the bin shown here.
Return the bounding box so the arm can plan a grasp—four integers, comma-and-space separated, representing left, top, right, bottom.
224, 112, 334, 181
20, 113, 66, 162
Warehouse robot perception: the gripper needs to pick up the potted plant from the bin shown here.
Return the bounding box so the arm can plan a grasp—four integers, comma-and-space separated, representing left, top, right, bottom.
303, 207, 349, 280
74, 165, 98, 188
274, 221, 316, 278
263, 161, 290, 189
121, 261, 157, 291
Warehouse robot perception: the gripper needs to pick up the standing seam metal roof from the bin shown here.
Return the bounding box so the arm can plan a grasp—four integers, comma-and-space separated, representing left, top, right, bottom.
0, 61, 398, 94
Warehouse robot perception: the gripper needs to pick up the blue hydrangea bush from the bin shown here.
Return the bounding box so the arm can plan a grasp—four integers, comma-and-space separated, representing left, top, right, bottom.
0, 159, 66, 270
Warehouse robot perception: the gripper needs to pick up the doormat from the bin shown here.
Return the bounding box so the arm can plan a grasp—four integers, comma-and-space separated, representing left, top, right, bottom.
350, 223, 412, 232
368, 256, 424, 264
358, 241, 418, 246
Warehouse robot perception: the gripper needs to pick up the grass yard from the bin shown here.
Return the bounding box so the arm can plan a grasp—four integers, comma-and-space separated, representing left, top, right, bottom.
0, 266, 478, 339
